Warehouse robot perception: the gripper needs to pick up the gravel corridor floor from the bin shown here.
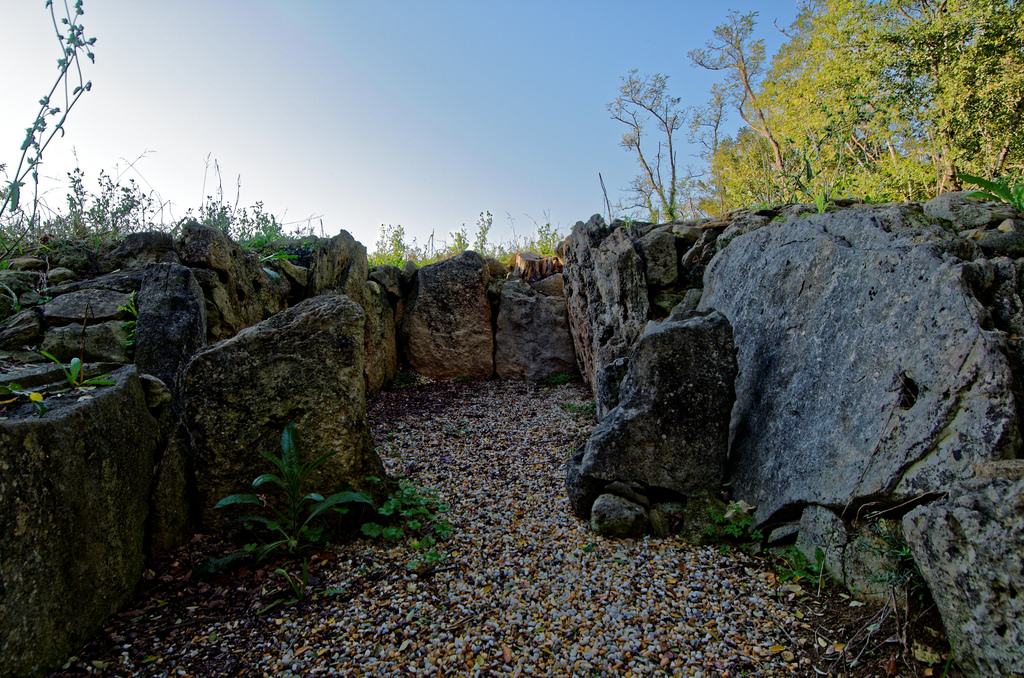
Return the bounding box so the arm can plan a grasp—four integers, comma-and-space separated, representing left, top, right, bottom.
54, 378, 931, 677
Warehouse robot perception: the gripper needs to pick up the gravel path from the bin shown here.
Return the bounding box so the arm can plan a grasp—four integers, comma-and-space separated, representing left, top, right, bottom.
57, 378, 815, 677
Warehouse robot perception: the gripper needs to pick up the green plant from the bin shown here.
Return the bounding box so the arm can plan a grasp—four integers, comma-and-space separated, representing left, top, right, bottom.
960, 174, 1024, 213
118, 291, 137, 358
776, 544, 826, 585
0, 383, 48, 417
703, 500, 764, 551
859, 516, 924, 592
452, 375, 472, 384
561, 399, 596, 415
214, 421, 374, 560
1, 0, 97, 263
360, 478, 453, 571
38, 351, 114, 389
540, 372, 578, 386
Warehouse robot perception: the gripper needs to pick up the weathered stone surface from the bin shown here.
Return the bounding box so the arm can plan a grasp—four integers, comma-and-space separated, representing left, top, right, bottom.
0, 309, 42, 350
563, 215, 649, 387
135, 263, 207, 397
903, 461, 1024, 678
400, 251, 494, 380
40, 320, 129, 363
0, 366, 159, 678
363, 280, 397, 395
46, 267, 76, 285
977, 230, 1024, 258
531, 272, 564, 297
99, 231, 178, 273
494, 279, 576, 381
369, 265, 403, 304
636, 228, 679, 287
589, 493, 648, 538
176, 221, 288, 342
676, 490, 729, 545
566, 309, 736, 520
593, 356, 628, 421
182, 294, 386, 529
699, 208, 1020, 524
146, 423, 195, 557
924, 190, 1020, 228
41, 288, 133, 326
308, 230, 368, 301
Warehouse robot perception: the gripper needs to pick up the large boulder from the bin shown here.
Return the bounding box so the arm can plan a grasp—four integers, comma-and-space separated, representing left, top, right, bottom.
563, 215, 650, 387
134, 263, 207, 398
494, 279, 576, 381
176, 221, 289, 342
399, 251, 494, 380
362, 280, 397, 395
98, 230, 179, 273
308, 230, 368, 300
182, 293, 386, 528
0, 366, 160, 678
903, 461, 1024, 678
566, 309, 736, 520
699, 205, 1020, 525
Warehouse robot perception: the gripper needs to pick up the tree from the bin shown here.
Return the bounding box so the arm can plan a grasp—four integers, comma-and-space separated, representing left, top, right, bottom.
607, 70, 689, 222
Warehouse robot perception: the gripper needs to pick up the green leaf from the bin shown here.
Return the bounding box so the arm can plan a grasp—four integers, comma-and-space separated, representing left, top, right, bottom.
213, 493, 262, 509
960, 174, 1010, 202
252, 473, 285, 490
305, 491, 372, 523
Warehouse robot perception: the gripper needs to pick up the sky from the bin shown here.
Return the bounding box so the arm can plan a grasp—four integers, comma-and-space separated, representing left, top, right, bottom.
0, 1, 799, 253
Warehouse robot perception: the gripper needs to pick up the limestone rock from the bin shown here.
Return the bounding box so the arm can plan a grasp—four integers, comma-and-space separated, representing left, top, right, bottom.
494, 279, 576, 381
182, 294, 386, 529
400, 251, 493, 380
41, 288, 133, 326
589, 493, 648, 538
99, 231, 178, 273
903, 461, 1024, 678
40, 320, 129, 363
563, 215, 649, 387
0, 310, 43, 351
699, 207, 1020, 524
636, 228, 679, 288
363, 280, 397, 395
134, 263, 207, 398
308, 230, 368, 300
566, 309, 736, 520
0, 366, 159, 678
176, 221, 289, 342
924, 190, 1020, 228
531, 272, 564, 297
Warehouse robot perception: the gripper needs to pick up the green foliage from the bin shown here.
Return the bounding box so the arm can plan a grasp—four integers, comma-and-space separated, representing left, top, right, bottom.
560, 399, 596, 415
703, 501, 764, 551
540, 372, 578, 386
451, 375, 472, 384
38, 351, 114, 389
1, 0, 96, 264
214, 421, 374, 560
860, 516, 925, 592
360, 478, 452, 571
118, 291, 137, 358
0, 383, 48, 417
776, 545, 826, 585
960, 174, 1024, 213
388, 371, 418, 390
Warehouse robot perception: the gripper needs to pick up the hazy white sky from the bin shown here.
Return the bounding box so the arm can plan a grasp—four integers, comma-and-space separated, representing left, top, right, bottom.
1, 1, 798, 252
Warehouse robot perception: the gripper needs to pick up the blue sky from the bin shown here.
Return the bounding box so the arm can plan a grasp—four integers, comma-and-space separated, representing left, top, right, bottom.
1, 1, 799, 253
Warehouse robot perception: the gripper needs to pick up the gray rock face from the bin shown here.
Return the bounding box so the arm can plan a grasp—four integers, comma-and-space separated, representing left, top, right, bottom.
176, 221, 289, 342
699, 207, 1020, 524
135, 263, 207, 398
0, 309, 42, 350
924, 190, 1020, 228
41, 288, 134, 325
563, 215, 649, 387
494, 279, 576, 381
308, 231, 368, 300
0, 366, 159, 678
363, 280, 397, 395
40, 320, 129, 363
566, 309, 736, 520
182, 294, 386, 529
636, 228, 679, 288
400, 251, 494, 380
903, 461, 1024, 678
98, 231, 179, 273
589, 493, 649, 538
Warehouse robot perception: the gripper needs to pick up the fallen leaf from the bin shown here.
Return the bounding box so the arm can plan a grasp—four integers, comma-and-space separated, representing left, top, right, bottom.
399, 639, 411, 652
817, 637, 828, 648
884, 655, 898, 675
913, 640, 942, 664
849, 600, 865, 607
502, 646, 512, 663
769, 644, 785, 655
